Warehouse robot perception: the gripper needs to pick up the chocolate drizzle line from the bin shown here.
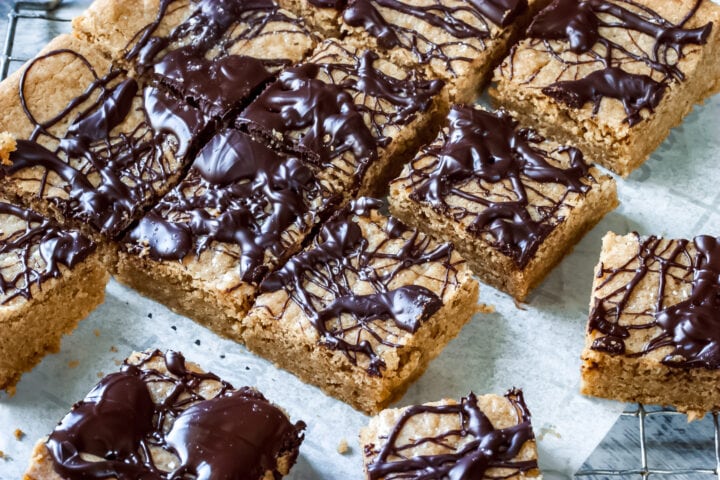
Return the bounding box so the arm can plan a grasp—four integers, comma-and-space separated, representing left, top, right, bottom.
260, 198, 458, 376
589, 234, 720, 369
0, 201, 95, 304
402, 106, 592, 268
2, 49, 205, 238
343, 0, 527, 77
366, 388, 538, 479
523, 0, 712, 125
46, 349, 305, 480
125, 129, 333, 284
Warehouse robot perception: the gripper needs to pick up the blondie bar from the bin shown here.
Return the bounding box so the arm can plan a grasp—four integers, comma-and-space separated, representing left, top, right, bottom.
581, 232, 720, 417
241, 198, 480, 414
360, 388, 541, 479
24, 349, 305, 480
390, 106, 617, 300
492, 0, 720, 177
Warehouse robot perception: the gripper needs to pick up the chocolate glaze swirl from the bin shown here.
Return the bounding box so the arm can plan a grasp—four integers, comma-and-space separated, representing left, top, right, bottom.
589, 234, 720, 369
365, 388, 538, 479
0, 201, 95, 304
260, 198, 458, 376
401, 106, 592, 268
46, 349, 305, 480
523, 0, 712, 125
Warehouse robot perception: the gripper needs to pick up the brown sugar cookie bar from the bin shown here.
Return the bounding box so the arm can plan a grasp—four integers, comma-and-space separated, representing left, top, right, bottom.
360, 388, 541, 479
24, 349, 305, 480
581, 232, 720, 418
491, 0, 720, 177
0, 192, 108, 393
240, 198, 480, 415
389, 106, 617, 301
339, 0, 551, 104
114, 128, 340, 338
238, 39, 447, 198
277, 0, 344, 37
0, 34, 206, 240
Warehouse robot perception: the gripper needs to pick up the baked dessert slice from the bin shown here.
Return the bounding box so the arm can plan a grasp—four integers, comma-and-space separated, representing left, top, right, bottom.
491, 0, 720, 177
24, 349, 305, 480
0, 34, 206, 240
581, 232, 720, 418
389, 106, 617, 301
360, 388, 541, 479
238, 39, 447, 198
0, 165, 108, 393
114, 128, 340, 338
340, 0, 551, 103
277, 0, 344, 37
240, 198, 480, 415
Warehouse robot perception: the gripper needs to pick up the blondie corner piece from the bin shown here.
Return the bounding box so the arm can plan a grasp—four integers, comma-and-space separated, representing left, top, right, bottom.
581, 232, 720, 418
24, 350, 305, 480
360, 389, 541, 479
114, 128, 339, 338
0, 192, 108, 393
241, 198, 480, 415
390, 105, 617, 301
491, 0, 720, 177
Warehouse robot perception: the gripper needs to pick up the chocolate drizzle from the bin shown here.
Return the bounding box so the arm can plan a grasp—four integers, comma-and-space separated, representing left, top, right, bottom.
524, 0, 712, 125
260, 198, 457, 376
589, 234, 720, 369
403, 106, 592, 268
125, 129, 331, 284
365, 389, 538, 479
0, 201, 95, 304
46, 350, 305, 480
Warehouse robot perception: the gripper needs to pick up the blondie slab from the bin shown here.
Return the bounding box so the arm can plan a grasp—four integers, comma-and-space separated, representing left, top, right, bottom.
24, 349, 305, 480
390, 106, 617, 300
581, 232, 720, 417
0, 193, 108, 393
340, 0, 550, 104
241, 198, 480, 415
492, 0, 720, 177
114, 128, 339, 338
239, 39, 447, 198
360, 389, 541, 479
0, 34, 206, 240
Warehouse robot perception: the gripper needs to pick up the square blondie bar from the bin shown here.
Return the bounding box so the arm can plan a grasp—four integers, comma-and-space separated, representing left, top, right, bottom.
581, 232, 720, 417
360, 388, 541, 479
390, 106, 617, 300
492, 0, 720, 177
24, 349, 305, 480
240, 198, 480, 414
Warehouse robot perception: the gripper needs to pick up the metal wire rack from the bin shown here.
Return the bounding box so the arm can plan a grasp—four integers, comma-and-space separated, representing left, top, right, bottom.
2, 1, 720, 479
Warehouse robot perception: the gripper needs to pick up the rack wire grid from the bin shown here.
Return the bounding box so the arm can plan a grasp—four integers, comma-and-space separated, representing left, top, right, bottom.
2, 1, 720, 479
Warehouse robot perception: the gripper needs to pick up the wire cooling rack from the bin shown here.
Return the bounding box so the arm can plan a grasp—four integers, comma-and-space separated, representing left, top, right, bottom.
3, 1, 720, 479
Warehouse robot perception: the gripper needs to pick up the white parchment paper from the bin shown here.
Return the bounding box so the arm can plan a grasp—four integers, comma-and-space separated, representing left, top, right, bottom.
1, 34, 719, 480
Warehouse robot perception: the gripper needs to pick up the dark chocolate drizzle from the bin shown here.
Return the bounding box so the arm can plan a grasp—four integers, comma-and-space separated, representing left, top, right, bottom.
2, 49, 205, 238
589, 234, 720, 369
260, 198, 457, 376
46, 350, 305, 480
365, 388, 538, 479
125, 128, 331, 284
0, 201, 95, 304
402, 106, 592, 268
524, 0, 712, 125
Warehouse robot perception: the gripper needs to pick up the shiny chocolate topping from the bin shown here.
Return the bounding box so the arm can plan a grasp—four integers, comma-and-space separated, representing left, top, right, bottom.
0, 201, 95, 304
402, 106, 592, 268
125, 129, 333, 284
46, 350, 305, 480
260, 198, 457, 376
589, 234, 720, 369
365, 389, 538, 479
2, 49, 205, 238
526, 0, 712, 125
